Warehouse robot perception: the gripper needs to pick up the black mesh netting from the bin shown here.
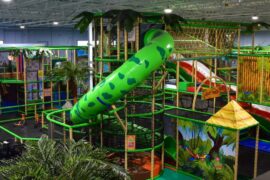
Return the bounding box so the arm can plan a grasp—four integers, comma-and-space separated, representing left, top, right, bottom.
166, 108, 211, 122
101, 102, 164, 150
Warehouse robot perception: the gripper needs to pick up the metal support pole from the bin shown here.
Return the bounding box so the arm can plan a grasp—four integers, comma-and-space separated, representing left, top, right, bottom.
88, 22, 94, 90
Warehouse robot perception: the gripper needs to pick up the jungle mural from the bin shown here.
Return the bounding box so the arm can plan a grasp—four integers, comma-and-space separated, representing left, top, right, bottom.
178, 119, 236, 180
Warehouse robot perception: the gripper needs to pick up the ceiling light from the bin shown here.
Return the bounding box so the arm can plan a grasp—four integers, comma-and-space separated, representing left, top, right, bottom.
2, 0, 12, 2
20, 25, 25, 29
252, 16, 259, 20
53, 21, 59, 25
164, 8, 173, 14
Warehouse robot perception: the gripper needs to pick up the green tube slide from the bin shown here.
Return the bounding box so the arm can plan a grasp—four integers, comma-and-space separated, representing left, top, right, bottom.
71, 29, 174, 124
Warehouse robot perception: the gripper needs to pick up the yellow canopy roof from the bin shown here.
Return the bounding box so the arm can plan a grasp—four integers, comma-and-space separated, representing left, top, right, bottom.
206, 100, 258, 129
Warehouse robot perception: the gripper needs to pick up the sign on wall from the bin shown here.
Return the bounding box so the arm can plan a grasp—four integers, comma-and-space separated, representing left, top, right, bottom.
127, 135, 136, 150
202, 87, 220, 100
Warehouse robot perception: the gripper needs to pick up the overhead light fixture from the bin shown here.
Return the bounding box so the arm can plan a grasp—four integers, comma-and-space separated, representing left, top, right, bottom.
20, 25, 25, 29
2, 0, 12, 2
252, 16, 259, 20
53, 21, 59, 25
164, 8, 173, 14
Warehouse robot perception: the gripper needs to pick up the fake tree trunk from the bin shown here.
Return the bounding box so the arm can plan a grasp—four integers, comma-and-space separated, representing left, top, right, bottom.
207, 132, 224, 160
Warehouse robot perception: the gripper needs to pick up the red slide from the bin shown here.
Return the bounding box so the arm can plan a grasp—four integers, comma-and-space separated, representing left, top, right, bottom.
180, 61, 270, 122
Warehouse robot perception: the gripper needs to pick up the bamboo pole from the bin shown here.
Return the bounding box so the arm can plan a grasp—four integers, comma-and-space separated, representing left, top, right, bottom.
260, 56, 264, 103
73, 50, 76, 64
50, 55, 53, 108
124, 29, 128, 60
66, 81, 69, 100
63, 112, 66, 143
58, 83, 61, 106
253, 125, 259, 178
135, 18, 140, 52
176, 61, 180, 169
151, 72, 156, 179
65, 50, 68, 60
252, 32, 255, 53
24, 56, 27, 115
234, 130, 240, 180
41, 112, 44, 128
99, 17, 104, 82
41, 55, 45, 110
16, 57, 19, 80
69, 128, 73, 141
100, 115, 103, 147
117, 21, 120, 60
236, 27, 241, 100
109, 105, 128, 170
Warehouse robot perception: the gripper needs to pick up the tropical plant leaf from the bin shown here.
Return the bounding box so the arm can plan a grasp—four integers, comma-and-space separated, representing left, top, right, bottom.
163, 13, 187, 31
245, 21, 270, 33
103, 9, 142, 32
0, 136, 130, 180
73, 11, 94, 33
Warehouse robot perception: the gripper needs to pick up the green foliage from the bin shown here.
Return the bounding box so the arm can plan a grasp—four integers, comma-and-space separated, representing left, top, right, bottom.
0, 136, 129, 180
245, 22, 270, 34
103, 9, 142, 32
73, 11, 95, 33
73, 10, 186, 33
11, 49, 53, 59
142, 13, 187, 32
46, 61, 91, 90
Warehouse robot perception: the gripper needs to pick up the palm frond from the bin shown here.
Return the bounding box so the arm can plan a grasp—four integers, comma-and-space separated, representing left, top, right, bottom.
103, 9, 142, 32
73, 11, 95, 33
0, 137, 129, 179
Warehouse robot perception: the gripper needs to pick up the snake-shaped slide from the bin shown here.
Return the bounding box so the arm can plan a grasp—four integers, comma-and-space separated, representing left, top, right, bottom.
71, 29, 174, 124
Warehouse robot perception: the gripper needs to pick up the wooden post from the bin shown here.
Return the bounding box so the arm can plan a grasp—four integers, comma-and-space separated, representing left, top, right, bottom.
41, 55, 45, 110
117, 21, 120, 60
252, 32, 255, 53
135, 18, 140, 52
176, 62, 180, 169
253, 125, 259, 178
63, 112, 66, 143
58, 83, 61, 106
73, 49, 76, 64
124, 29, 128, 60
69, 128, 73, 141
50, 55, 53, 108
41, 112, 44, 128
100, 115, 103, 148
234, 130, 240, 180
111, 105, 128, 171
66, 81, 69, 100
259, 56, 264, 103
24, 56, 27, 115
16, 57, 19, 80
151, 72, 156, 179
236, 27, 241, 100
99, 17, 104, 82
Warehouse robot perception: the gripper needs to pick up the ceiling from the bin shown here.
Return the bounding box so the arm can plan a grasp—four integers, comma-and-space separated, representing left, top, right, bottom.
0, 0, 269, 28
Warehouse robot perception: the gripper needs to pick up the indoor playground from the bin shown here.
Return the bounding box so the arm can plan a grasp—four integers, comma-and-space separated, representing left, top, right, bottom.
1, 1, 270, 180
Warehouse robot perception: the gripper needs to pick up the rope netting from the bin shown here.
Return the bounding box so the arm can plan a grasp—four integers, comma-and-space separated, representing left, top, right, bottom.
168, 21, 238, 58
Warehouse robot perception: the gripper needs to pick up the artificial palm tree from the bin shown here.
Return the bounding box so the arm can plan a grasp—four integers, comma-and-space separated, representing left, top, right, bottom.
103, 9, 142, 32
245, 22, 270, 33
47, 61, 91, 103
73, 10, 186, 33
142, 13, 187, 31
0, 136, 130, 180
